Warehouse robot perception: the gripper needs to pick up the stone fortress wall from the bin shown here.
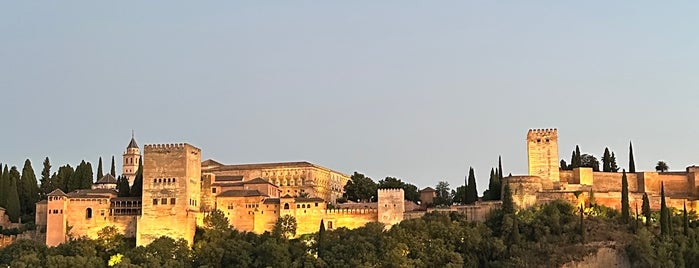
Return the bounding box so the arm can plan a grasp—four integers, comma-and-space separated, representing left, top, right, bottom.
506, 128, 699, 212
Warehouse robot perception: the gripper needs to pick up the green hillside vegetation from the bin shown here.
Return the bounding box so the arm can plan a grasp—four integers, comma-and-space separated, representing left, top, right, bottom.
1, 196, 697, 267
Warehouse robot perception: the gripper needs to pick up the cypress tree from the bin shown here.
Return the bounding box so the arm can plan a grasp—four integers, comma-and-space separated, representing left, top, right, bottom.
117, 176, 131, 197
570, 150, 577, 169
55, 164, 74, 192
130, 156, 143, 197
580, 203, 585, 243
0, 165, 7, 207
496, 156, 503, 200
485, 168, 500, 201
318, 219, 325, 259
660, 182, 669, 236
642, 193, 651, 226
502, 183, 514, 215
19, 159, 40, 216
634, 202, 639, 233
574, 145, 582, 168
602, 148, 611, 172
560, 159, 568, 170
110, 156, 116, 177
39, 157, 51, 199
629, 142, 636, 173
83, 161, 94, 189
621, 170, 629, 223
684, 201, 689, 236
466, 167, 478, 204
610, 152, 619, 172
96, 157, 103, 181
6, 167, 21, 223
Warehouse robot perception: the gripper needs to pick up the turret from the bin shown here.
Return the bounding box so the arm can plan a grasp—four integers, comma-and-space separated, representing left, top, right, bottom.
122, 132, 140, 185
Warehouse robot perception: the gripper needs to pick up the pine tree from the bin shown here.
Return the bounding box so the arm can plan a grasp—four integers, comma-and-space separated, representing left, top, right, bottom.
97, 157, 103, 181
130, 156, 143, 197
683, 201, 689, 236
642, 193, 651, 226
19, 159, 40, 216
621, 170, 629, 223
610, 152, 620, 172
6, 167, 21, 223
660, 182, 669, 236
117, 176, 131, 197
110, 156, 116, 177
39, 157, 52, 200
629, 142, 636, 173
502, 183, 514, 215
602, 148, 611, 172
0, 165, 7, 207
466, 167, 478, 204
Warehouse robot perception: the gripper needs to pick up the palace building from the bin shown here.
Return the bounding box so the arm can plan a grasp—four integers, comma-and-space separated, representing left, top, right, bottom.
36, 137, 404, 247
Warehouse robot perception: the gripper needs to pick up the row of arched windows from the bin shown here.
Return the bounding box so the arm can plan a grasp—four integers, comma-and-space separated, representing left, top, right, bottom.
153, 178, 176, 184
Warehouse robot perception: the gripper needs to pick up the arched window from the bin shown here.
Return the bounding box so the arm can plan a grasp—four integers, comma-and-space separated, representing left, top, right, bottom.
284, 203, 290, 210
86, 208, 93, 219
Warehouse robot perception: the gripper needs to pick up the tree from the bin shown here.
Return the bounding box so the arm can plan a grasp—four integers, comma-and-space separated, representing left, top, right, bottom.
96, 157, 103, 181
344, 172, 377, 202
130, 156, 143, 197
466, 167, 478, 204
602, 148, 611, 172
110, 156, 116, 177
54, 164, 74, 192
0, 165, 9, 207
574, 145, 582, 168
377, 177, 419, 203
19, 159, 40, 216
621, 170, 629, 224
273, 215, 297, 239
660, 182, 669, 237
204, 209, 230, 231
39, 157, 52, 199
6, 167, 21, 223
610, 152, 620, 172
580, 203, 585, 243
502, 183, 514, 215
642, 193, 651, 226
67, 161, 93, 192
434, 181, 452, 206
451, 185, 467, 205
629, 142, 636, 173
560, 159, 568, 170
116, 176, 130, 197
97, 226, 125, 253
655, 161, 669, 172
483, 167, 502, 201
580, 154, 600, 171
318, 219, 325, 259
683, 202, 689, 236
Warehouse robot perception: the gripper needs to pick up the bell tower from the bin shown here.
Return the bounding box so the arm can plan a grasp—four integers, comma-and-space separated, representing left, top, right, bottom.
122, 132, 140, 185
527, 128, 559, 188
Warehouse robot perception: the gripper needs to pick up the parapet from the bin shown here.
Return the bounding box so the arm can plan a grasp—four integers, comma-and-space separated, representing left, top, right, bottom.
325, 208, 378, 215
527, 128, 558, 139
144, 143, 201, 153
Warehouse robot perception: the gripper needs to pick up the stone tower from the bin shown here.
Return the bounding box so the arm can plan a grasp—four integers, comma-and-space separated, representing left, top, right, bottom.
136, 143, 201, 247
377, 189, 404, 228
527, 128, 559, 188
122, 134, 140, 185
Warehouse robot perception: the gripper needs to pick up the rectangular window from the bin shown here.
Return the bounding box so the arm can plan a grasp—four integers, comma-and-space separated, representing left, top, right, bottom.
161, 198, 167, 205
153, 199, 158, 205
170, 198, 176, 205
212, 188, 217, 194
328, 221, 333, 229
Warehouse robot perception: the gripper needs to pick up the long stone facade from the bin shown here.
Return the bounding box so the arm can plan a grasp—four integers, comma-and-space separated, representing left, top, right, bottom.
506, 128, 699, 211
37, 137, 404, 247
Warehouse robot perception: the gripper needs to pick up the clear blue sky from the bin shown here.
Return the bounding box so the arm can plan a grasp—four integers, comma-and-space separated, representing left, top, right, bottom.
2, 2, 699, 193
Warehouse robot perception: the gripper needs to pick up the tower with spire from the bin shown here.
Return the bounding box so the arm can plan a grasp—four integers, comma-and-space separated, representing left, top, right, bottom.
123, 131, 140, 185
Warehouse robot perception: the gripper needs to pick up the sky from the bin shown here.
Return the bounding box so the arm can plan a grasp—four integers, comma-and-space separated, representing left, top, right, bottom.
2, 2, 699, 193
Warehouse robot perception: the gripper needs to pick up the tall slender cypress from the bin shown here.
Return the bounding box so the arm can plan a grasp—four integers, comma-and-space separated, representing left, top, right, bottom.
0, 165, 6, 207
575, 145, 582, 168
130, 156, 143, 197
466, 167, 478, 204
610, 152, 619, 172
629, 142, 636, 173
660, 182, 669, 236
6, 167, 21, 223
117, 176, 131, 197
621, 170, 629, 223
683, 201, 689, 236
19, 159, 40, 216
110, 156, 116, 177
39, 157, 51, 199
502, 183, 514, 215
642, 193, 651, 226
96, 157, 103, 181
602, 148, 611, 172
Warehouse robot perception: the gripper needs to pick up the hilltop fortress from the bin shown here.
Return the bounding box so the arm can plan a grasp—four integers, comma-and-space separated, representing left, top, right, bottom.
506, 128, 699, 212
36, 137, 404, 247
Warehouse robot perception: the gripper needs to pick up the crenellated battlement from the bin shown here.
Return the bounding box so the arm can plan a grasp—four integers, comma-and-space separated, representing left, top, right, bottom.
325, 208, 378, 215
527, 128, 558, 139
144, 143, 201, 152
377, 188, 403, 193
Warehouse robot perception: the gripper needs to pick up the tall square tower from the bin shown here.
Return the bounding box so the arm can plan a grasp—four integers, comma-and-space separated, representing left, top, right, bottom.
527, 129, 559, 187
136, 143, 201, 246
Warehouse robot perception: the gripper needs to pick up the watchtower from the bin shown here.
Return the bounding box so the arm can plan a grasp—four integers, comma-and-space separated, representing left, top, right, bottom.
136, 143, 201, 247
527, 129, 559, 188
377, 189, 404, 227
